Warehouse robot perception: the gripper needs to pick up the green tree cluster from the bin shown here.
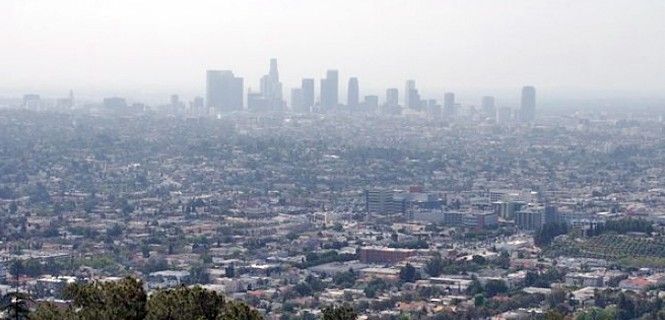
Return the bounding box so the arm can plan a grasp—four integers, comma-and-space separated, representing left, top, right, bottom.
18, 277, 263, 320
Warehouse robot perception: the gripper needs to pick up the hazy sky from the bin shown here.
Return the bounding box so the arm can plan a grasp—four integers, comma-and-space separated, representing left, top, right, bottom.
1, 0, 664, 102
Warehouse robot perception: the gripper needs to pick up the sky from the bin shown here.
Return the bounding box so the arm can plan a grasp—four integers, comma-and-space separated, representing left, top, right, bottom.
1, 0, 664, 103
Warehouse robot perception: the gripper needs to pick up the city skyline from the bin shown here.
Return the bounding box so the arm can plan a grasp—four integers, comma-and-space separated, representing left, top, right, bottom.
3, 1, 665, 318
2, 0, 664, 100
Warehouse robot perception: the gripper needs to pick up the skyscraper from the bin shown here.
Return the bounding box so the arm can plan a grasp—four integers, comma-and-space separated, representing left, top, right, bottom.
404, 80, 416, 109
443, 92, 456, 117
291, 88, 304, 113
190, 96, 204, 116
481, 96, 496, 119
363, 95, 378, 113
302, 78, 315, 112
497, 107, 512, 125
386, 88, 399, 108
252, 58, 285, 112
320, 70, 339, 110
347, 77, 359, 108
520, 86, 536, 122
382, 88, 400, 115
206, 70, 243, 113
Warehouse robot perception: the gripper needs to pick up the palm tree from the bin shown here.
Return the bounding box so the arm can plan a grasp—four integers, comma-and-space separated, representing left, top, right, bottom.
0, 292, 33, 320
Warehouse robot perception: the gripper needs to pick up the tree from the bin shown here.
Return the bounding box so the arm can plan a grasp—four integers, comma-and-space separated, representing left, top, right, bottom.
217, 301, 262, 320
544, 310, 565, 320
29, 183, 51, 205
399, 263, 418, 283
496, 251, 510, 269
41, 277, 263, 320
473, 294, 485, 307
0, 292, 32, 320
190, 262, 210, 285
547, 288, 567, 308
294, 282, 313, 296
333, 269, 357, 288
364, 278, 388, 298
466, 277, 484, 296
225, 264, 235, 278
146, 286, 226, 320
9, 202, 18, 215
484, 279, 508, 297
471, 255, 486, 265
322, 305, 357, 320
107, 223, 123, 238
576, 307, 616, 320
425, 255, 444, 277
64, 277, 147, 320
31, 302, 75, 320
534, 222, 568, 247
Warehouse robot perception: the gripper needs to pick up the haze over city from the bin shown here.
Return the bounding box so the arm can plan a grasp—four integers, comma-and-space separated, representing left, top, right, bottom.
3, 2, 665, 320
2, 0, 664, 104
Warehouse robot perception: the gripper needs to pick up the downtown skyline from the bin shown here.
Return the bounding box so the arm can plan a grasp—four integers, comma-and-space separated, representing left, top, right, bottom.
2, 1, 664, 101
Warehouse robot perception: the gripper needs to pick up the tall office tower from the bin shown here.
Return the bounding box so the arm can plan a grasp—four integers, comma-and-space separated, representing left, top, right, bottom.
206, 70, 244, 113
496, 107, 512, 125
520, 86, 536, 122
363, 95, 379, 113
247, 59, 285, 111
443, 92, 456, 117
481, 96, 496, 119
427, 99, 442, 118
190, 96, 204, 116
382, 88, 400, 115
320, 70, 339, 110
301, 79, 315, 111
404, 80, 416, 109
347, 77, 359, 108
290, 88, 305, 113
386, 88, 399, 107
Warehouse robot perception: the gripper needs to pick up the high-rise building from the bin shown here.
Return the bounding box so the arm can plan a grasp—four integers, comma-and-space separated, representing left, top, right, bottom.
427, 99, 441, 118
103, 97, 127, 109
301, 79, 315, 112
365, 190, 406, 214
481, 96, 496, 119
404, 80, 417, 109
190, 96, 204, 116
347, 77, 359, 108
363, 95, 378, 113
254, 58, 285, 112
206, 70, 243, 113
320, 70, 339, 110
520, 86, 536, 122
515, 209, 545, 231
443, 92, 456, 117
496, 107, 512, 125
382, 88, 400, 115
290, 88, 305, 113
168, 94, 185, 114
386, 88, 399, 107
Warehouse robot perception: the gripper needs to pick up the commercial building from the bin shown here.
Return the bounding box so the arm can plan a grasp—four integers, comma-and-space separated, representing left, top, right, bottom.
320, 70, 339, 110
365, 190, 406, 214
359, 247, 417, 264
347, 77, 359, 108
206, 70, 243, 112
520, 86, 536, 122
